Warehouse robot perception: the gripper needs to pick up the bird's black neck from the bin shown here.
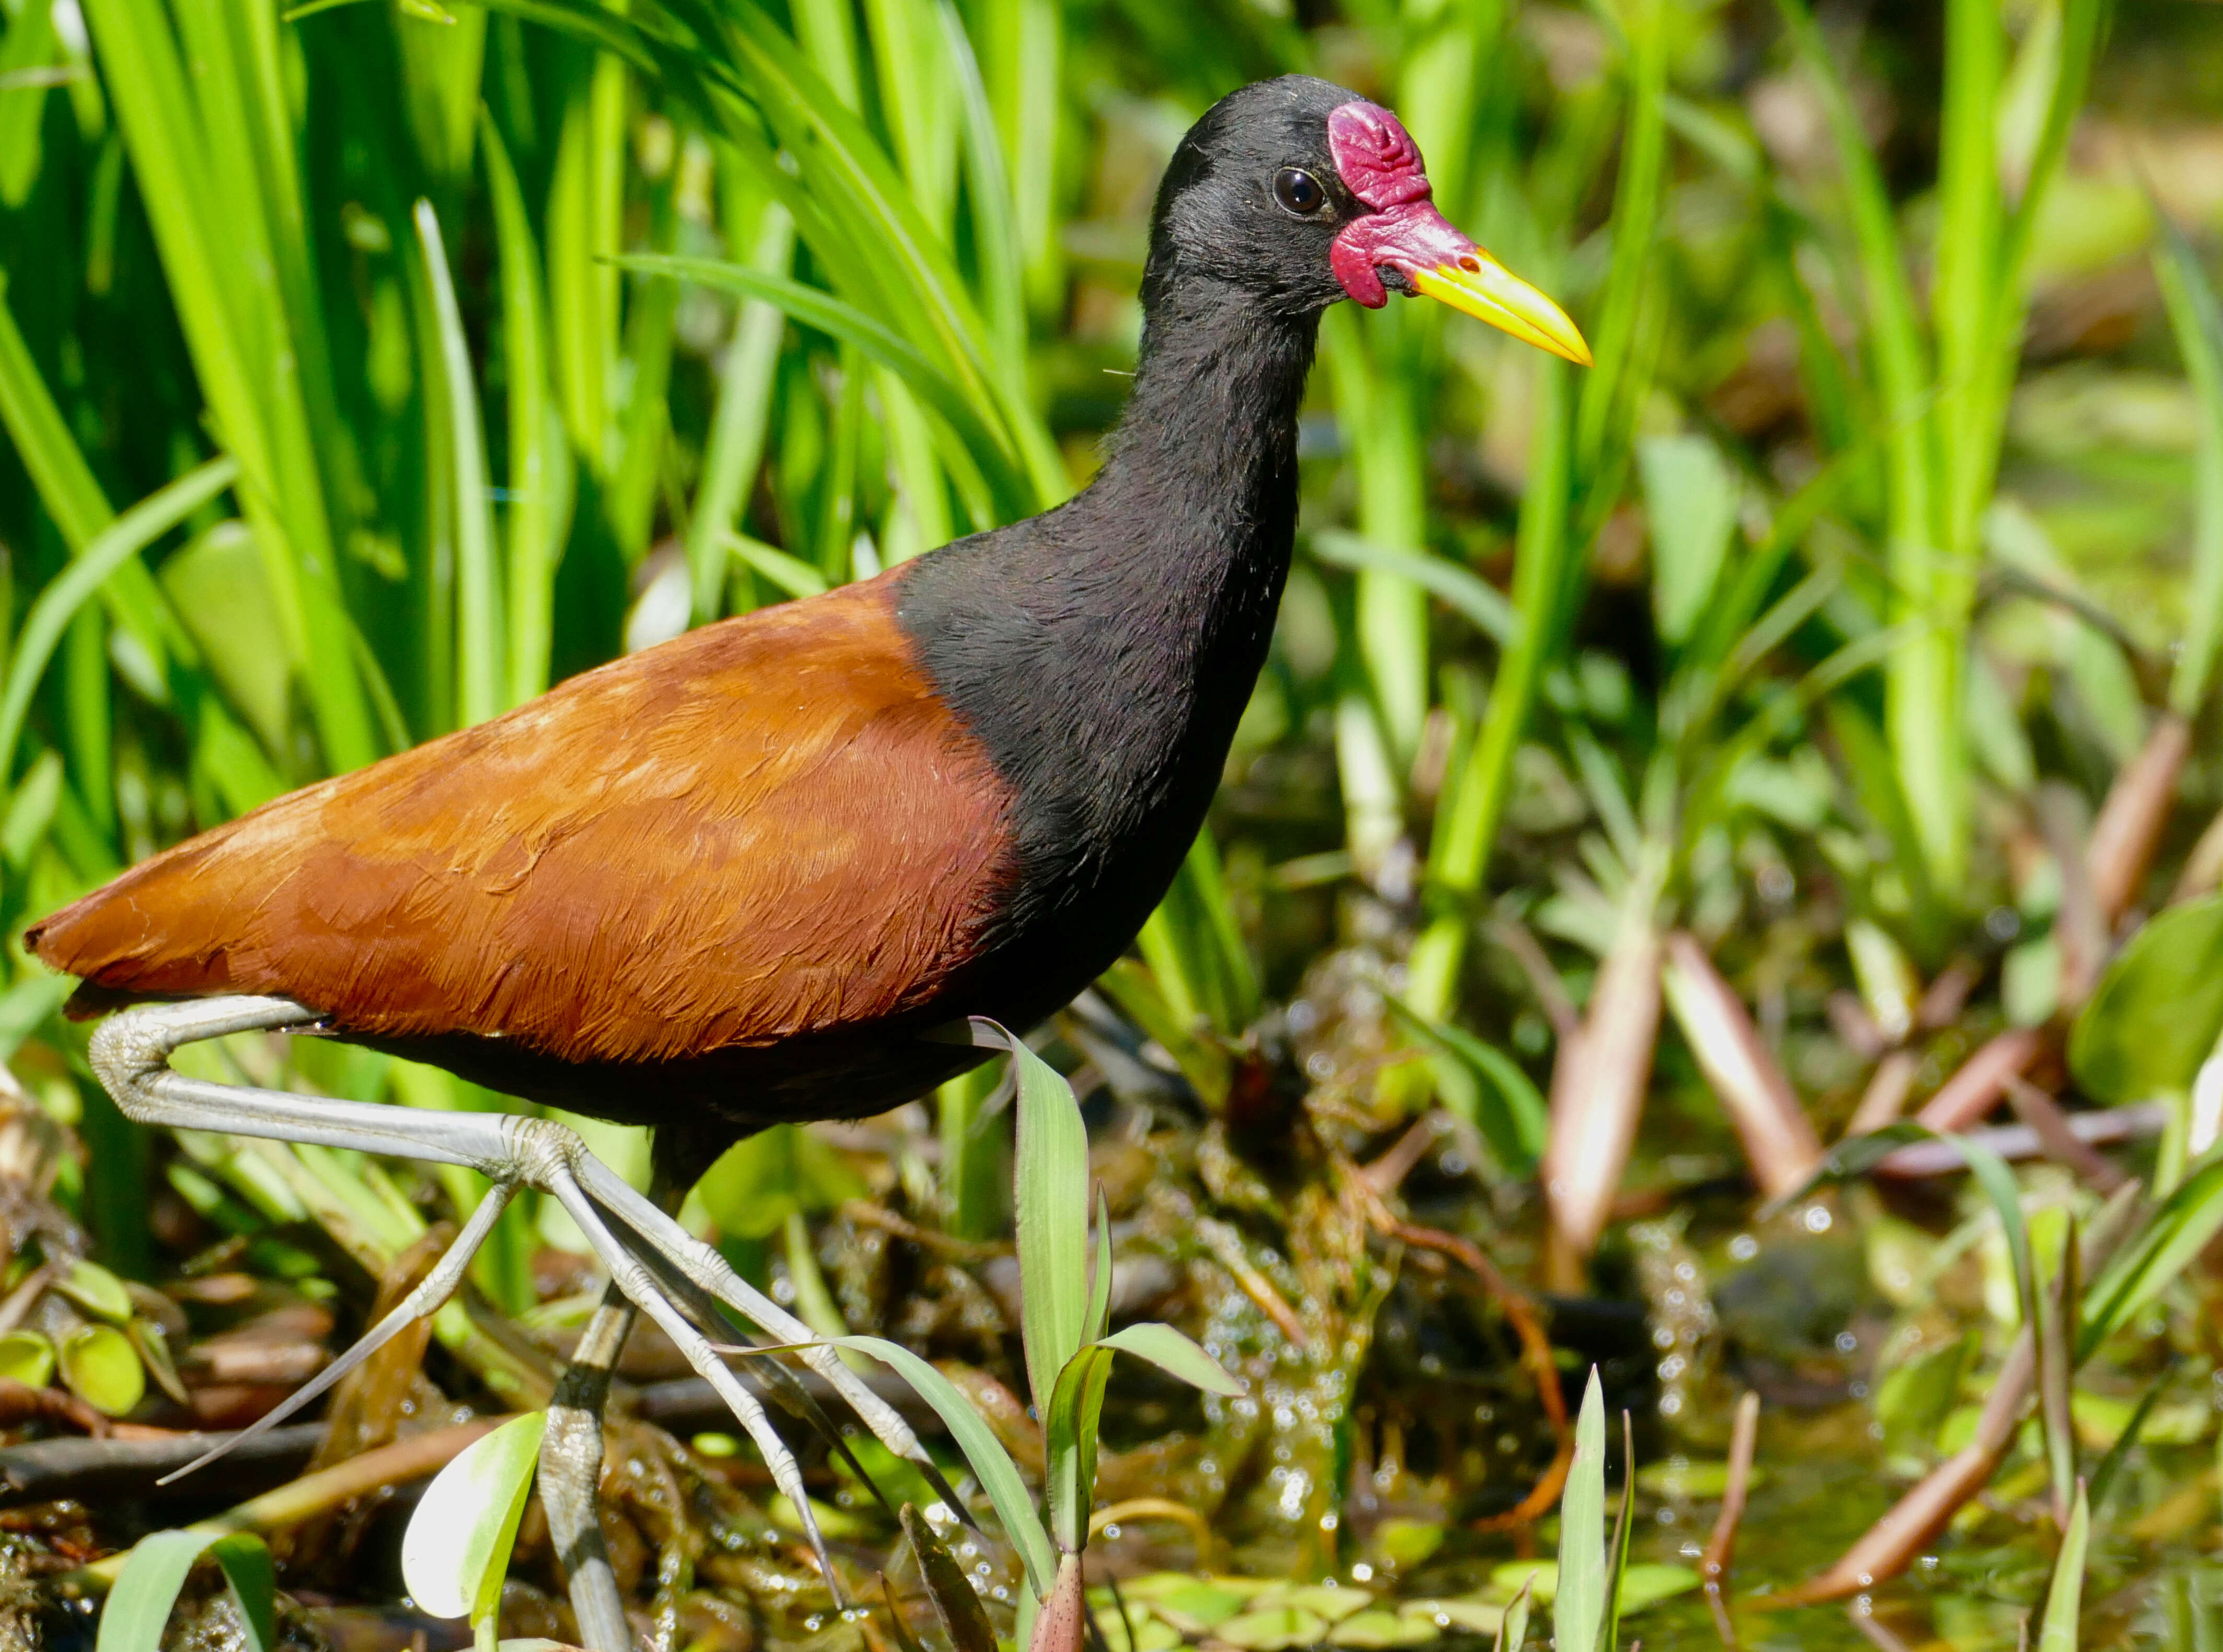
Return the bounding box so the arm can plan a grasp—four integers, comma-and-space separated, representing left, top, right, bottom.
895, 282, 1319, 947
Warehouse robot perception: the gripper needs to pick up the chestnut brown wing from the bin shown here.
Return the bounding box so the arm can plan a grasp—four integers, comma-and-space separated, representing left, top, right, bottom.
28, 578, 1016, 1065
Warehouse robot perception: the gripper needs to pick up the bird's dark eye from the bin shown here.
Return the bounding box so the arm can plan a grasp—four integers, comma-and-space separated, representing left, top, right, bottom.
1273, 167, 1326, 216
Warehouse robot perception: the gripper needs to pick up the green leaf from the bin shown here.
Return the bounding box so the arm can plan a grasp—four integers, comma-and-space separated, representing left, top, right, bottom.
2036, 1481, 2089, 1651
97, 1529, 276, 1652
1554, 1370, 1606, 1652
901, 1504, 999, 1652
2080, 1149, 2223, 1358
2157, 209, 2223, 718
1096, 1323, 1243, 1397
0, 1330, 55, 1389
1309, 530, 1518, 648
832, 1334, 1055, 1598
2069, 897, 2223, 1104
1636, 435, 1738, 646
1084, 1185, 1113, 1346
59, 1323, 145, 1416
1494, 1571, 1533, 1652
1384, 998, 1548, 1170
400, 1409, 546, 1641
975, 1020, 1089, 1415
54, 1260, 134, 1325
1044, 1343, 1114, 1552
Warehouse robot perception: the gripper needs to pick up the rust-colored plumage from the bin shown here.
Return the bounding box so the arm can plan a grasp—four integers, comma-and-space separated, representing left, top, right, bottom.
30, 575, 1013, 1118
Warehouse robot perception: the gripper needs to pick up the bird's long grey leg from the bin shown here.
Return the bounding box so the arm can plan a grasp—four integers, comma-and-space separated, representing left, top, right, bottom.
542, 1285, 639, 1652
87, 999, 868, 1613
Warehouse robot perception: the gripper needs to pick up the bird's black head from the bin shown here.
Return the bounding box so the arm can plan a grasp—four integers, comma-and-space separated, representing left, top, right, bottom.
1142, 74, 1589, 363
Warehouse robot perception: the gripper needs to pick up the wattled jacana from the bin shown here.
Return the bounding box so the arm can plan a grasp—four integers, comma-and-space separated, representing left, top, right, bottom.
27, 73, 1584, 1648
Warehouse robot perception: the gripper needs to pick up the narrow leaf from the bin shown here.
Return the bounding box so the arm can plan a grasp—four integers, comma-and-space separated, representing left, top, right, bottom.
1096, 1322, 1243, 1397
1555, 1370, 1607, 1652
835, 1334, 1056, 1597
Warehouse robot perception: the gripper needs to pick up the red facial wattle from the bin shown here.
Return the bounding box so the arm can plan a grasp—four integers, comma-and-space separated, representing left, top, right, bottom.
1323, 99, 1593, 366
1325, 100, 1468, 309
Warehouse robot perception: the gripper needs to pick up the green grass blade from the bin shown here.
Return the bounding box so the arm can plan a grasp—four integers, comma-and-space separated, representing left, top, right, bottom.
1309, 529, 1518, 646
2036, 1481, 2089, 1651
1044, 1343, 1114, 1552
621, 253, 1031, 511
687, 181, 794, 621
97, 1529, 275, 1652
415, 201, 503, 728
480, 109, 568, 705
2080, 1149, 2223, 1357
2157, 212, 2223, 717
0, 458, 240, 789
990, 1018, 1089, 1413
0, 275, 182, 682
835, 1333, 1056, 1597
1555, 1368, 1607, 1652
1573, 0, 1666, 478
1096, 1322, 1242, 1394
1406, 358, 1570, 1018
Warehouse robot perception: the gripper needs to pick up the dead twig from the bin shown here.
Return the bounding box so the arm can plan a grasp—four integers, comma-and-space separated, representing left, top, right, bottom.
2004, 1077, 2127, 1192
841, 1202, 1014, 1261
2087, 713, 2191, 926
73, 1419, 505, 1588
1662, 934, 1822, 1202
1701, 1391, 1761, 1586
0, 1422, 327, 1509
1485, 918, 1581, 1041
1914, 1028, 2045, 1134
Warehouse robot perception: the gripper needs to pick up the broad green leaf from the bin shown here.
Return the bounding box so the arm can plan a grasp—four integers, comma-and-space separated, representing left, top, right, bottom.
54, 1260, 134, 1324
1096, 1323, 1243, 1396
97, 1529, 275, 1652
833, 1334, 1055, 1598
2037, 1482, 2089, 1650
2070, 897, 2223, 1103
59, 1323, 145, 1416
1637, 435, 1737, 646
400, 1409, 547, 1638
0, 1330, 54, 1388
1554, 1370, 1606, 1652
159, 521, 291, 758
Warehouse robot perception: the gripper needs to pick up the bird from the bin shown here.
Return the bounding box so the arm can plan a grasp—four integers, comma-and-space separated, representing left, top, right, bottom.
27, 72, 1584, 1647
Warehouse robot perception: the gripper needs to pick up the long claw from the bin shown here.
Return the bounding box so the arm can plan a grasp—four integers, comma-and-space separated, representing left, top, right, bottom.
158, 1182, 517, 1484
575, 1160, 953, 1493
545, 1164, 848, 1609
611, 1214, 906, 1522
